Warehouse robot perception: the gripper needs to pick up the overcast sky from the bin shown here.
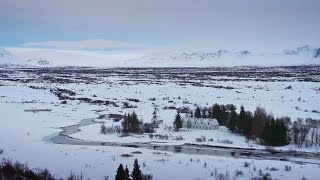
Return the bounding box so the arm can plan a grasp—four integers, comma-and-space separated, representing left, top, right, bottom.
1, 0, 319, 51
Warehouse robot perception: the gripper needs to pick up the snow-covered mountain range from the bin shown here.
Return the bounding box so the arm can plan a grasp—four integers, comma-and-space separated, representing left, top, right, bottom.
1, 45, 319, 67
130, 45, 320, 67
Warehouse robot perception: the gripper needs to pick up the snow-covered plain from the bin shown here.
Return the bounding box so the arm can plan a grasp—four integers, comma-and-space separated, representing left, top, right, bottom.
0, 66, 320, 179
68, 79, 320, 152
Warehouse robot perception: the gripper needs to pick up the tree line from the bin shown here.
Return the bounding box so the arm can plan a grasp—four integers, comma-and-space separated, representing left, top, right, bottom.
193, 103, 238, 125
192, 104, 320, 147
117, 112, 155, 134
111, 107, 319, 148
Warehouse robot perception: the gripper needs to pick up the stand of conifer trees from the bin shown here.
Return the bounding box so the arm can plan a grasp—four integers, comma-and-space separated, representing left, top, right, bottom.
193, 104, 290, 146
122, 112, 141, 133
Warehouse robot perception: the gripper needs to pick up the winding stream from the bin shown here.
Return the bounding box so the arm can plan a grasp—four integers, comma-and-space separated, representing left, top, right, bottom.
45, 117, 320, 165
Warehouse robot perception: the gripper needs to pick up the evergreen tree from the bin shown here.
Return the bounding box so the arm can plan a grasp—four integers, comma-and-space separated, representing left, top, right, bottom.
131, 159, 142, 180
229, 104, 236, 111
228, 109, 238, 132
115, 164, 125, 180
122, 112, 141, 134
194, 106, 201, 118
202, 108, 207, 118
262, 118, 289, 146
293, 121, 299, 145
212, 103, 226, 124
125, 165, 130, 180
173, 111, 183, 131
132, 111, 138, 122
252, 106, 268, 138
131, 111, 141, 133
122, 114, 129, 133
262, 119, 273, 145
220, 105, 227, 125
278, 120, 288, 145
238, 105, 246, 133
212, 103, 221, 119
243, 111, 253, 137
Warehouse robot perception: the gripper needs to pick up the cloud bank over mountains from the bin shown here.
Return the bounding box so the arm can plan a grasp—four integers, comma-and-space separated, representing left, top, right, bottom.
21, 39, 147, 51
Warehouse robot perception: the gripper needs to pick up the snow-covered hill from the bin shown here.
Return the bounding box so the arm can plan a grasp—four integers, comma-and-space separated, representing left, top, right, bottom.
0, 48, 24, 66
2, 45, 320, 67
0, 48, 52, 67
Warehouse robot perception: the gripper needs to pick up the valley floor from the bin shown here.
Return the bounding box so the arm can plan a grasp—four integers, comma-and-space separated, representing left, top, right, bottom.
0, 66, 319, 179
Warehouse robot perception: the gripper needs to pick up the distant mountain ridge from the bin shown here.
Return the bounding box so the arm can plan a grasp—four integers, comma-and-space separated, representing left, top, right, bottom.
27, 58, 51, 66
282, 45, 320, 58
161, 45, 320, 62
131, 45, 320, 67
179, 50, 251, 61
0, 45, 319, 67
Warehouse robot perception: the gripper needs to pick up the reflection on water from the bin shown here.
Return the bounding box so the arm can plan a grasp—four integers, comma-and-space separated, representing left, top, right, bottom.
231, 151, 236, 157
174, 146, 181, 153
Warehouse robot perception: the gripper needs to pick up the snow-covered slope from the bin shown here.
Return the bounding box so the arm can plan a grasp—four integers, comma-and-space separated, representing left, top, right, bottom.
7, 48, 139, 67
126, 45, 320, 67
0, 48, 25, 66
3, 45, 320, 67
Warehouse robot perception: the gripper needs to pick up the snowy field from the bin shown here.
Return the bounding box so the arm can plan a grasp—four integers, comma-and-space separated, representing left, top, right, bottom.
0, 66, 320, 179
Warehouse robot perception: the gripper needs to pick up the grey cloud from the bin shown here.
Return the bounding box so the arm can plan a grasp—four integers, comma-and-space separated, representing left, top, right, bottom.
0, 0, 319, 49
21, 39, 147, 50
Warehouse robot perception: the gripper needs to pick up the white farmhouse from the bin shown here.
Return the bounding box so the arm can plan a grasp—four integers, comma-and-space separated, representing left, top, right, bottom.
182, 116, 219, 130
